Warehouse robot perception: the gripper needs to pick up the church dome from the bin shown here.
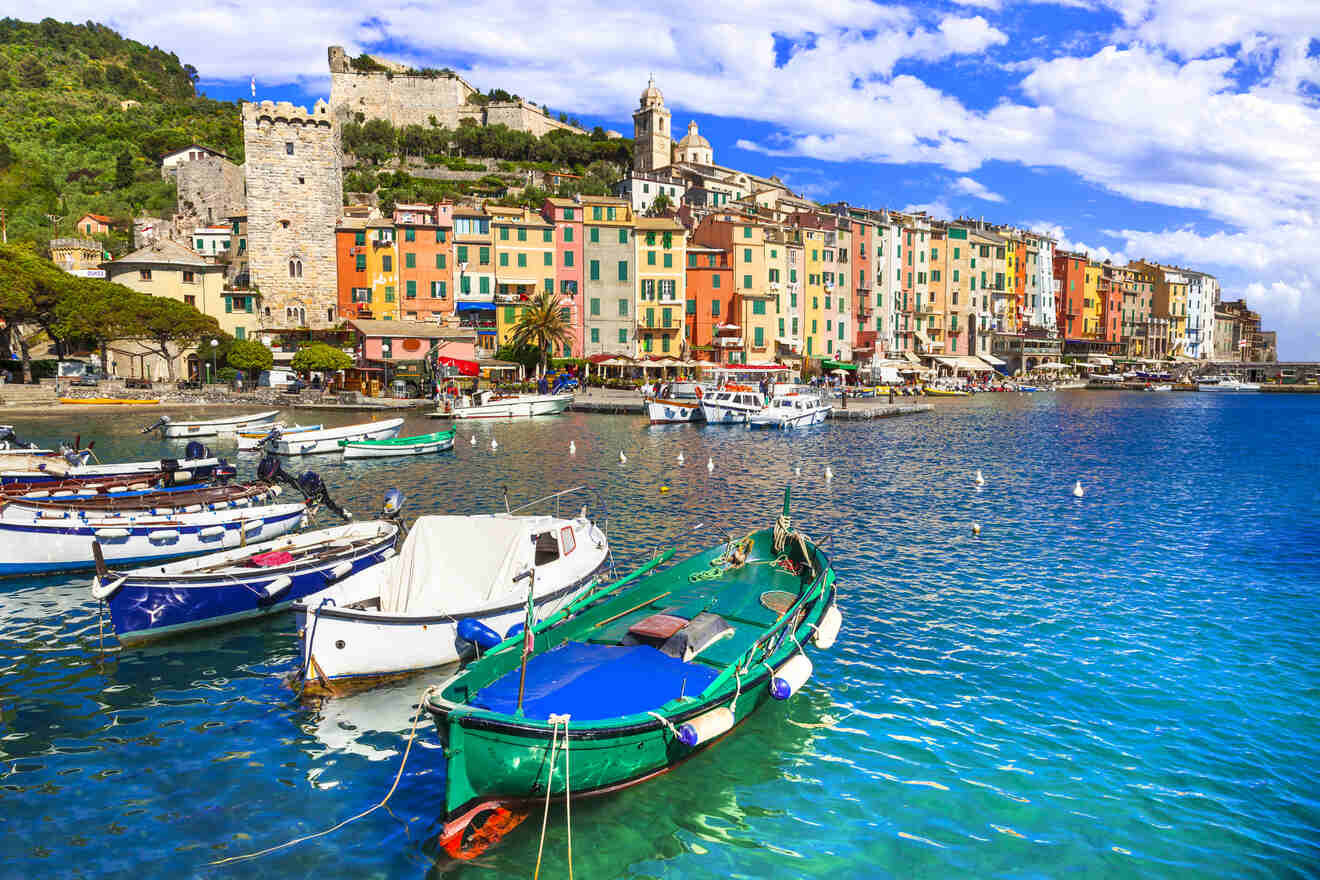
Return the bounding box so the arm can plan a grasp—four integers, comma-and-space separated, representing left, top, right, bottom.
639, 76, 663, 108
676, 120, 710, 149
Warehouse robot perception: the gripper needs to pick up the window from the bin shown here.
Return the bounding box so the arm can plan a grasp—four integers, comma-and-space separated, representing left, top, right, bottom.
457, 245, 469, 263
663, 254, 672, 268
504, 305, 515, 323
405, 252, 415, 268
563, 226, 574, 243
590, 298, 601, 316
617, 261, 628, 281
436, 229, 447, 243
517, 228, 527, 242
592, 206, 602, 220
744, 226, 752, 239
589, 260, 600, 281
381, 255, 392, 273
618, 328, 628, 344
182, 270, 196, 283
186, 294, 198, 307
647, 251, 656, 266
285, 142, 294, 155
618, 228, 628, 244
406, 280, 417, 298
479, 247, 490, 265
589, 227, 599, 243
752, 300, 766, 315
607, 207, 616, 221
591, 328, 600, 343
712, 274, 721, 289
517, 253, 527, 268
686, 299, 696, 315
618, 299, 629, 316
712, 300, 720, 316
432, 280, 447, 298
479, 276, 490, 295
196, 238, 205, 250
384, 285, 395, 302
499, 227, 509, 241
790, 268, 797, 283
404, 228, 415, 242
561, 280, 578, 295
352, 287, 370, 303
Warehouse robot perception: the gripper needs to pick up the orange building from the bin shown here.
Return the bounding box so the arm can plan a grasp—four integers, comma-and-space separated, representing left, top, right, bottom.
394, 202, 454, 321
335, 214, 373, 320
685, 245, 733, 364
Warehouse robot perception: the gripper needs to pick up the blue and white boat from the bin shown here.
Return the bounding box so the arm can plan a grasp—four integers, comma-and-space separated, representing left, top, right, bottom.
0, 502, 308, 577
0, 448, 235, 486
94, 518, 399, 646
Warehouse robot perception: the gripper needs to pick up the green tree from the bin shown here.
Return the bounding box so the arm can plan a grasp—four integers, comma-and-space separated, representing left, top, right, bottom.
131, 296, 221, 381
509, 290, 572, 376
115, 150, 133, 189
53, 278, 138, 375
0, 140, 13, 171
16, 56, 48, 89
0, 243, 75, 380
291, 342, 352, 372
226, 338, 274, 374
648, 193, 674, 216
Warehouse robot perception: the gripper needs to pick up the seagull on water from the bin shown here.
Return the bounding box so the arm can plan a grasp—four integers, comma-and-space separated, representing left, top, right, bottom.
619, 450, 627, 464
677, 451, 684, 465
706, 457, 714, 473
569, 440, 576, 455
1073, 480, 1085, 498
975, 469, 985, 486
825, 465, 834, 482
491, 438, 498, 451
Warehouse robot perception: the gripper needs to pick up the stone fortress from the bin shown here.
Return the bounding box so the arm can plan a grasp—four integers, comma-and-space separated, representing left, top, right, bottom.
327, 46, 588, 137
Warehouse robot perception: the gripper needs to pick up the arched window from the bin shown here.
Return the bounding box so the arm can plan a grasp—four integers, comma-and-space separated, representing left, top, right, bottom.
289, 259, 296, 277
296, 260, 303, 278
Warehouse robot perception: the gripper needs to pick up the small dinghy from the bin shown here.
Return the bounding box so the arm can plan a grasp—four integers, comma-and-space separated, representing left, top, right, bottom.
341, 428, 455, 459
423, 488, 840, 859
1, 481, 281, 518
444, 391, 573, 420
0, 441, 234, 486
142, 410, 280, 439
235, 424, 322, 452
93, 491, 401, 647
0, 501, 309, 577
293, 487, 608, 695
269, 418, 405, 456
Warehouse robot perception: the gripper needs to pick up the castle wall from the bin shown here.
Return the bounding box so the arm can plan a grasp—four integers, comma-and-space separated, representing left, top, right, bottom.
242, 100, 343, 331
175, 156, 246, 226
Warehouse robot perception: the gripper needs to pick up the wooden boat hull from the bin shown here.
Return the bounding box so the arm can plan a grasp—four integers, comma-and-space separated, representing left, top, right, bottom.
1, 482, 280, 518
0, 457, 235, 486
270, 419, 405, 456
340, 430, 455, 459
425, 520, 838, 855
161, 410, 280, 438
0, 502, 307, 577
102, 521, 398, 646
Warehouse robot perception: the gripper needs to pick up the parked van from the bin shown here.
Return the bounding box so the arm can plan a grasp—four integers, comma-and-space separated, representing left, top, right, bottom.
258, 369, 304, 391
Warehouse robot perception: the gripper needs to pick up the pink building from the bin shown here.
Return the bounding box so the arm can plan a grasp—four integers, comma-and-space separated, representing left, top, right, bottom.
543, 197, 585, 358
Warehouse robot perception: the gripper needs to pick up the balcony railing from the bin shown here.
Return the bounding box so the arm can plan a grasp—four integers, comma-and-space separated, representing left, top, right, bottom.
714, 337, 743, 347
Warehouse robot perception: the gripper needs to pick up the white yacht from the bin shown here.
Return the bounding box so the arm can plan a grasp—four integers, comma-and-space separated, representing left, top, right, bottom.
748, 393, 832, 429
698, 388, 765, 425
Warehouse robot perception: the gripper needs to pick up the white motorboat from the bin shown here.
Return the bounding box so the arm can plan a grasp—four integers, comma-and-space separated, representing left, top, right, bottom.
1198, 377, 1260, 392
698, 388, 765, 425
1146, 384, 1173, 392
444, 390, 573, 419
235, 424, 323, 452
748, 394, 832, 428
143, 411, 280, 439
292, 500, 608, 693
0, 501, 308, 576
645, 382, 707, 424
269, 418, 405, 456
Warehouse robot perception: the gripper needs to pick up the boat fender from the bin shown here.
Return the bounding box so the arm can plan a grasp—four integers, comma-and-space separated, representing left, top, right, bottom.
459, 618, 503, 651
174, 470, 192, 482
814, 604, 843, 650
23, 490, 49, 499
677, 706, 734, 747
53, 490, 74, 498
380, 546, 395, 559
505, 622, 525, 640
328, 561, 353, 579
269, 484, 282, 497
95, 527, 130, 539
261, 575, 293, 600
200, 525, 226, 539
148, 529, 180, 542
91, 575, 128, 600
770, 654, 813, 700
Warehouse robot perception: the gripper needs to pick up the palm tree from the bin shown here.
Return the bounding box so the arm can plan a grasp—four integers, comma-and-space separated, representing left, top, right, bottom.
510, 289, 573, 377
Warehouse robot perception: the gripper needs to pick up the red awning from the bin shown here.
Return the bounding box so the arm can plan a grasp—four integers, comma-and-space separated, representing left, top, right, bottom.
437, 356, 479, 377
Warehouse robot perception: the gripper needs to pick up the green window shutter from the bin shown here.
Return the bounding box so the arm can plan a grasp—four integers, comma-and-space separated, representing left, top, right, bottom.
590, 298, 601, 316
743, 274, 752, 288
753, 300, 765, 315
754, 327, 764, 346
542, 229, 551, 243
688, 254, 696, 267
385, 286, 395, 302
405, 228, 415, 242
744, 226, 752, 239
479, 277, 490, 294
590, 227, 599, 243
437, 254, 446, 269
686, 299, 696, 315
500, 253, 509, 267
500, 227, 509, 241
504, 306, 515, 322
617, 261, 628, 281
406, 280, 417, 298
545, 278, 554, 293
778, 318, 784, 334
438, 280, 447, 297
563, 227, 573, 242
517, 253, 527, 268
618, 299, 629, 316
355, 231, 365, 246
618, 328, 628, 343
479, 247, 490, 265
618, 228, 628, 244
743, 248, 752, 262
436, 229, 446, 243
647, 307, 655, 327
517, 229, 526, 242
590, 260, 600, 281
663, 232, 672, 248
356, 255, 366, 271
224, 297, 232, 314
661, 335, 670, 353
245, 297, 254, 313
663, 254, 672, 268
591, 328, 599, 343
712, 275, 721, 289
405, 252, 415, 268
646, 232, 656, 246
593, 207, 602, 220
564, 251, 574, 267
607, 207, 616, 221
648, 251, 656, 266
712, 300, 720, 316
457, 245, 468, 262
234, 327, 245, 340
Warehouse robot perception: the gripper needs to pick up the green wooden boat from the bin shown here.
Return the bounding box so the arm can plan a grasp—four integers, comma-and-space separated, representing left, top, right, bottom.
424, 489, 841, 858
339, 428, 455, 459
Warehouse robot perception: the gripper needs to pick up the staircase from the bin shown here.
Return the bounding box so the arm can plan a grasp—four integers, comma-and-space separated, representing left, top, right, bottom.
0, 381, 58, 407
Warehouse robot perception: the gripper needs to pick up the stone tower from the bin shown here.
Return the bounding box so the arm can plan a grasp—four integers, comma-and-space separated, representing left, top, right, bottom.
632, 77, 671, 174
241, 99, 343, 331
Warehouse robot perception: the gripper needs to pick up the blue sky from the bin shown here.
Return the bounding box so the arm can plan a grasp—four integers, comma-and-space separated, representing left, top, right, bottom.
24, 0, 1320, 358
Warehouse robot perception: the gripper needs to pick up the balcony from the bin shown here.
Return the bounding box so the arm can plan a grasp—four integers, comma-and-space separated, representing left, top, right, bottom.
640, 317, 682, 331
371, 238, 394, 249
714, 337, 743, 348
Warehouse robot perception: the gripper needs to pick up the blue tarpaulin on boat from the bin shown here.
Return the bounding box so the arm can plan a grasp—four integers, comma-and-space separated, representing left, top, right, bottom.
455, 302, 494, 312
473, 641, 719, 721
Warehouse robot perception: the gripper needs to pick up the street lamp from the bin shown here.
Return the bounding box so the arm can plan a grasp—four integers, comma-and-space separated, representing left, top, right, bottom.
210, 338, 218, 385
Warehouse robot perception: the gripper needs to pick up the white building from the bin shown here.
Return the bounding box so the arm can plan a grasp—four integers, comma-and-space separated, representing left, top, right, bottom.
161, 143, 231, 174
612, 172, 687, 215
1033, 235, 1057, 331
872, 215, 903, 356
191, 224, 233, 259
1184, 270, 1218, 359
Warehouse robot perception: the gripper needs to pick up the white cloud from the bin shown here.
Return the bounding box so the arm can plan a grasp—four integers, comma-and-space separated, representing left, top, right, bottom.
903, 199, 954, 220
1027, 221, 1127, 265
952, 176, 1005, 202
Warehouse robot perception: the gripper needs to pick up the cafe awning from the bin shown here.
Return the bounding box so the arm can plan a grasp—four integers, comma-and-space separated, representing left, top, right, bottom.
933, 355, 994, 372
981, 353, 1007, 366
820, 359, 857, 371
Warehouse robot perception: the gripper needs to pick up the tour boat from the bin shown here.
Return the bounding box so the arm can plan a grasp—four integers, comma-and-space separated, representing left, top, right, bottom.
0, 501, 308, 577
644, 383, 708, 424
143, 410, 280, 439
698, 387, 765, 425
748, 394, 832, 429
268, 418, 405, 456
443, 390, 573, 420
340, 429, 455, 459
292, 494, 608, 695
94, 518, 400, 647
424, 489, 839, 859
0, 481, 282, 518
235, 424, 323, 452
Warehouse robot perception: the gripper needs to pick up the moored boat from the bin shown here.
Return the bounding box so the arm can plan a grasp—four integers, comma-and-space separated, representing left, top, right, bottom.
292, 489, 608, 695
341, 428, 455, 459
423, 489, 839, 858
748, 394, 831, 428
0, 480, 281, 518
698, 387, 764, 425
235, 424, 323, 452
0, 501, 308, 577
645, 383, 708, 425
142, 410, 280, 439
443, 391, 573, 420
269, 418, 405, 456
0, 446, 235, 486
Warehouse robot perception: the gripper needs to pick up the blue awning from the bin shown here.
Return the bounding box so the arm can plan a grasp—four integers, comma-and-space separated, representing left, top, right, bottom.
456, 301, 494, 312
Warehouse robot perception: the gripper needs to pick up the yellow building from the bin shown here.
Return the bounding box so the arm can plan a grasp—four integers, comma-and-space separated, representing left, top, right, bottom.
1003, 240, 1018, 333
490, 206, 557, 347
634, 217, 687, 357
364, 219, 400, 319
801, 227, 827, 359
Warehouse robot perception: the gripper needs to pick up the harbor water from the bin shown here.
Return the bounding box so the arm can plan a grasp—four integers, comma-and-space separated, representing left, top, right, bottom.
0, 392, 1316, 878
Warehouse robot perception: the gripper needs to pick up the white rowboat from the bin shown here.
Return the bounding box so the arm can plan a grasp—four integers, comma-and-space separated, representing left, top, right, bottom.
154, 411, 280, 439
445, 391, 573, 420
269, 418, 405, 456
235, 424, 323, 451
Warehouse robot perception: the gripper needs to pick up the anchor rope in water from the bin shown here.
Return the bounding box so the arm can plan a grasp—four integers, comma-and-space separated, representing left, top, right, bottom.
533, 714, 574, 880
208, 685, 435, 868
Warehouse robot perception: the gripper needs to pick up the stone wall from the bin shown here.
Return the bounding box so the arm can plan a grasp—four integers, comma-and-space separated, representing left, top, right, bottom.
175, 155, 246, 225
242, 100, 343, 331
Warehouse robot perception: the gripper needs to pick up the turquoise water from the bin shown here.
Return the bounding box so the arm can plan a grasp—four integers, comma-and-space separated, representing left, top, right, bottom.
1, 393, 1317, 878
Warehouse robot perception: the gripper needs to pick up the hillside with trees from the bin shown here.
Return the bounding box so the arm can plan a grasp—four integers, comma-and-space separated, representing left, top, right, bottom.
0, 18, 243, 252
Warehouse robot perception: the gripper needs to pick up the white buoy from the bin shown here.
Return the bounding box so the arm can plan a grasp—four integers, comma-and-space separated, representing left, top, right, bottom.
470, 435, 477, 446
491, 438, 498, 451
794, 465, 801, 477
972, 523, 981, 537
677, 451, 684, 465
619, 449, 627, 464
706, 457, 714, 473
1073, 480, 1084, 498
825, 465, 834, 482
975, 469, 985, 486
569, 440, 576, 455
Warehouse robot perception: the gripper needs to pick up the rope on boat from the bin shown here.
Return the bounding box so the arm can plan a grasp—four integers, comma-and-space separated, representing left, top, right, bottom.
647, 711, 680, 738
208, 685, 435, 868
533, 713, 574, 880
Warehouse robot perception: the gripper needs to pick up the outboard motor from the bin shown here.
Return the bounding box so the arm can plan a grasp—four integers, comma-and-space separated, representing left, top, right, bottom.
298, 470, 351, 522
382, 487, 407, 546
184, 441, 209, 461
256, 425, 283, 451
141, 416, 170, 435
0, 426, 36, 450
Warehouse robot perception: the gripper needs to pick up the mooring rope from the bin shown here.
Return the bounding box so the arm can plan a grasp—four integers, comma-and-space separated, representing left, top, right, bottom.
533, 713, 574, 880
208, 685, 435, 867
